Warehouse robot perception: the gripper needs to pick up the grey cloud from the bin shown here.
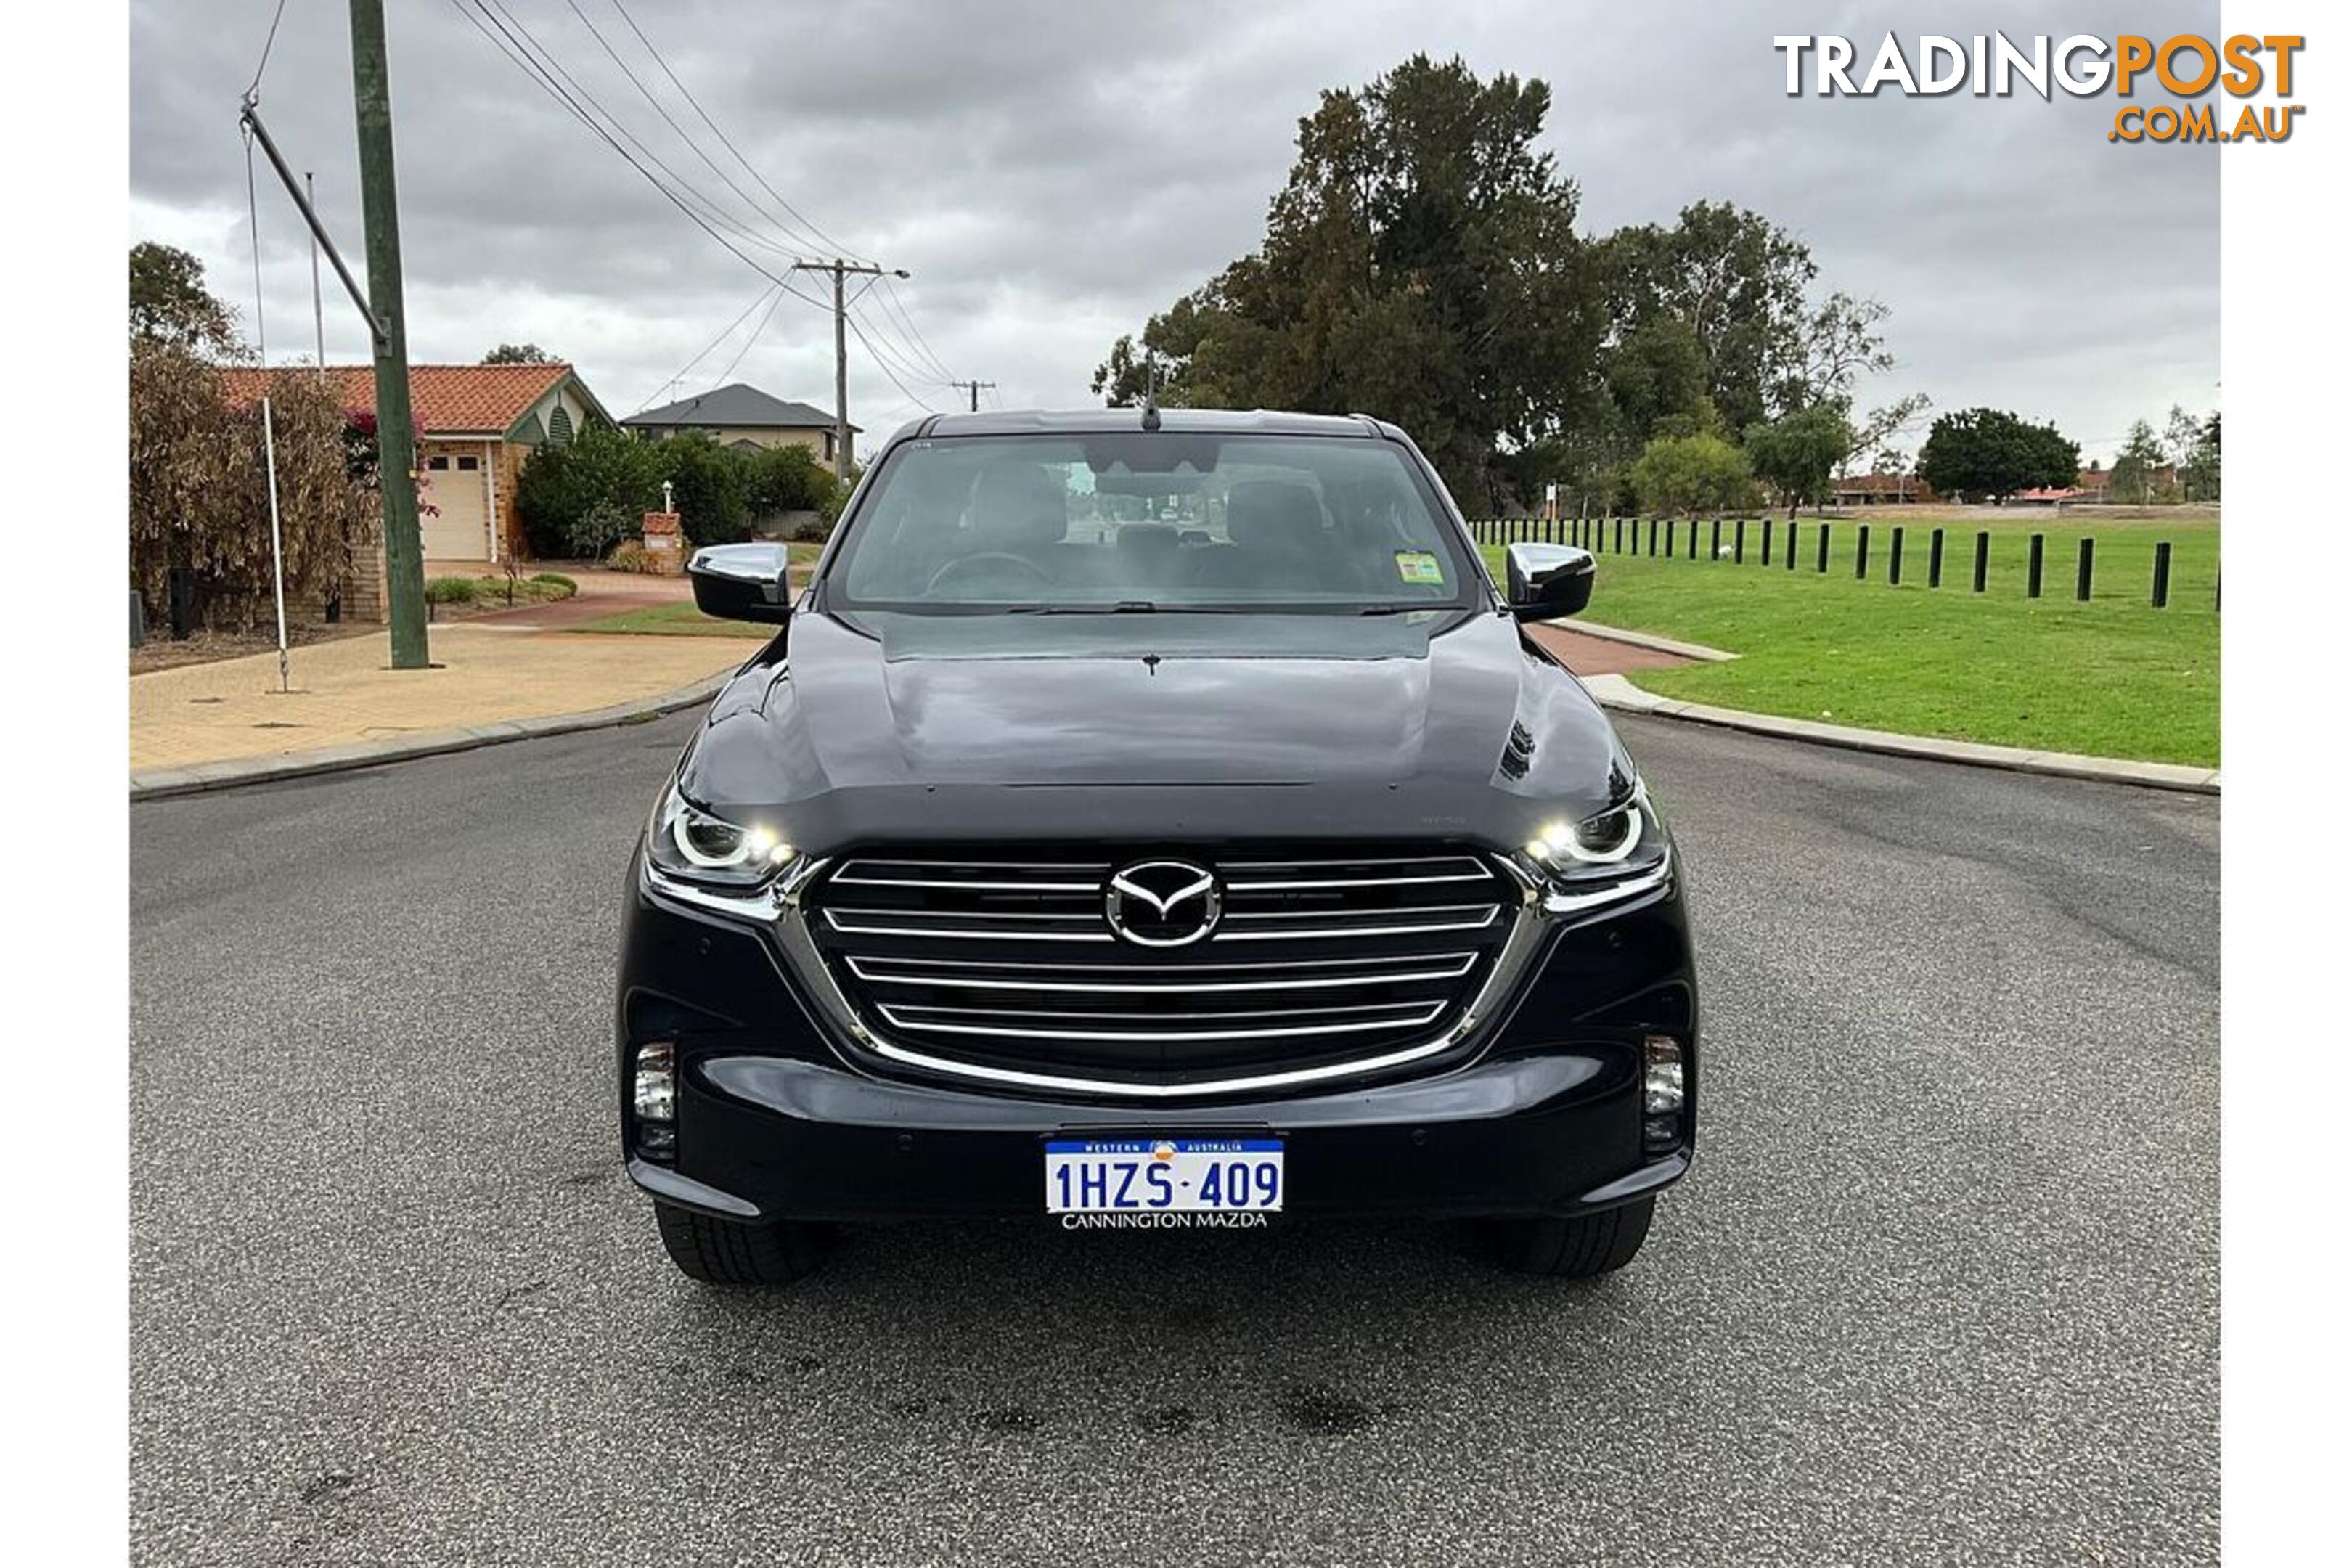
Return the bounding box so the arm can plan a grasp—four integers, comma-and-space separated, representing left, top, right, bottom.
133, 0, 2217, 455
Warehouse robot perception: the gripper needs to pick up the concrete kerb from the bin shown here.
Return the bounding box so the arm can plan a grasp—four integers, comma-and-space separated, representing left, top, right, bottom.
129, 670, 733, 802
1583, 673, 2220, 795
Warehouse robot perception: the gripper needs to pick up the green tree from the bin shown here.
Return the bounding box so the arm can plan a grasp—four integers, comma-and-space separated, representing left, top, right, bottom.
1917, 408, 2080, 503
2110, 419, 2173, 505
482, 343, 558, 364
130, 242, 237, 352
746, 443, 836, 520
1092, 54, 1604, 510
512, 423, 662, 558
1604, 317, 1712, 444
1628, 432, 1752, 518
1744, 405, 1854, 516
656, 431, 753, 547
2183, 411, 2221, 502
1599, 202, 1816, 435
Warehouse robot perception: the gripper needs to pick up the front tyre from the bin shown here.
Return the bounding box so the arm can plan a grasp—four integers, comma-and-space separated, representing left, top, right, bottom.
653, 1203, 828, 1286
1479, 1196, 1654, 1278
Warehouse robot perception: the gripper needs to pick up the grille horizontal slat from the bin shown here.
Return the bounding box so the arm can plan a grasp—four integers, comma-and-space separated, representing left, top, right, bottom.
806, 848, 1516, 1085
842, 950, 1479, 994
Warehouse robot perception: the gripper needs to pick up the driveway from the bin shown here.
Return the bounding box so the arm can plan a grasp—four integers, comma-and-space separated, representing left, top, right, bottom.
128, 714, 2218, 1566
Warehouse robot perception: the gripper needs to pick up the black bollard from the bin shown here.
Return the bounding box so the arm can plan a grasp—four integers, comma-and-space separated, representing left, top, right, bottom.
2152, 541, 2172, 608
2028, 533, 2045, 598
1735, 518, 1747, 565
1785, 520, 1797, 570
1929, 528, 1945, 588
1856, 524, 1871, 579
1973, 531, 1990, 592
1890, 526, 1904, 585
1816, 522, 1830, 573
1710, 518, 1722, 560
2075, 537, 2094, 602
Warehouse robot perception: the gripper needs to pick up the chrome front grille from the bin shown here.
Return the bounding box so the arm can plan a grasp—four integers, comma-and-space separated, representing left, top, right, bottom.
801, 849, 1523, 1090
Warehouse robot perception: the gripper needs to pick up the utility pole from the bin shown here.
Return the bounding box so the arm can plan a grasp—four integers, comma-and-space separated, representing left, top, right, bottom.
349, 0, 429, 669
789, 258, 906, 481
949, 380, 996, 412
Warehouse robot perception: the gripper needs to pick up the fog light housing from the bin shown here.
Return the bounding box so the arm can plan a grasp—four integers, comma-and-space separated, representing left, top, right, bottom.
1642, 1034, 1686, 1151
634, 1042, 677, 1159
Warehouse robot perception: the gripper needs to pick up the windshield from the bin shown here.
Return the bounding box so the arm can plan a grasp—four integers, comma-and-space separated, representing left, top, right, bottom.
825, 433, 1477, 613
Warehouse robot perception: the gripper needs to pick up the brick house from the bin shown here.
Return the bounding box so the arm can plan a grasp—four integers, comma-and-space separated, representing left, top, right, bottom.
219, 362, 611, 566
622, 383, 856, 465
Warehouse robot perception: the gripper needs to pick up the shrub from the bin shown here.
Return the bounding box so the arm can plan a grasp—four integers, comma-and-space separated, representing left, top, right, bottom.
606, 541, 653, 574
425, 575, 480, 605
511, 422, 661, 557
529, 571, 577, 596
571, 497, 641, 558
1628, 433, 1755, 518
657, 430, 753, 548
748, 442, 835, 518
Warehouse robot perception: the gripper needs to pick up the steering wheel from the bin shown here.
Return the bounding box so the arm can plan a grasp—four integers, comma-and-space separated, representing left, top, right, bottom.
925, 552, 1053, 595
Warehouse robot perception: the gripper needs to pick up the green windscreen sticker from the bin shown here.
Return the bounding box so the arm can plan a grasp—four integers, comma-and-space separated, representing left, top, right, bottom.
1395, 550, 1445, 584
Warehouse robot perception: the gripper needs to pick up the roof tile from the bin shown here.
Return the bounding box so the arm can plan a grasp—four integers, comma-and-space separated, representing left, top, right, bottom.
216, 363, 574, 436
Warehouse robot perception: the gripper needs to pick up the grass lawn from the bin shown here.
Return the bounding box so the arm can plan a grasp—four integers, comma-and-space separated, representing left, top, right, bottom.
1481, 510, 2220, 766
565, 602, 767, 637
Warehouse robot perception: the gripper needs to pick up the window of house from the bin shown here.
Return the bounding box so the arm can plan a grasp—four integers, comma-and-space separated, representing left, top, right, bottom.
457, 456, 479, 471
548, 406, 575, 446
426, 456, 449, 470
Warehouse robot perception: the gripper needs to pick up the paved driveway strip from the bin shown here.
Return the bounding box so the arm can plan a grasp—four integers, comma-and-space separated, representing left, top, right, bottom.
128, 714, 2218, 1567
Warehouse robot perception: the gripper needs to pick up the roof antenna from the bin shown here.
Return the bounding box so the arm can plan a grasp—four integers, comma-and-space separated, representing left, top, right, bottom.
1140, 354, 1161, 432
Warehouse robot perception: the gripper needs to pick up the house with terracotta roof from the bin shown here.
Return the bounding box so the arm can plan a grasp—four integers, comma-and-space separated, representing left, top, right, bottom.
219, 362, 611, 563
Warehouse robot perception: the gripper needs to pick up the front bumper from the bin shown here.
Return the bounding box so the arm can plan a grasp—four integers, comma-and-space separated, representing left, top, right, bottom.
618, 852, 1699, 1222
634, 1048, 1689, 1223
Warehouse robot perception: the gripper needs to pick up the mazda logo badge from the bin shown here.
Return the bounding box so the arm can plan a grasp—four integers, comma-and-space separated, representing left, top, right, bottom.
1104, 860, 1222, 947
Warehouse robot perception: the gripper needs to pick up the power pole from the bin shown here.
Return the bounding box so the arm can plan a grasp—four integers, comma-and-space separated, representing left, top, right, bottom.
949, 380, 996, 412
349, 0, 429, 669
788, 258, 905, 481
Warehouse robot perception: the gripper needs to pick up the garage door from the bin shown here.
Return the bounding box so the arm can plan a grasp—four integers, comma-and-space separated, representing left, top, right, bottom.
420, 452, 490, 563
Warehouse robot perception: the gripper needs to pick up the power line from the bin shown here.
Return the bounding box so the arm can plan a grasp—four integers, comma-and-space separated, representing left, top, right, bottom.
875, 277, 959, 382
457, 0, 812, 270
713, 285, 788, 385
560, 0, 836, 265
632, 282, 779, 412
245, 0, 291, 99
846, 298, 953, 390
845, 311, 937, 412
603, 0, 873, 266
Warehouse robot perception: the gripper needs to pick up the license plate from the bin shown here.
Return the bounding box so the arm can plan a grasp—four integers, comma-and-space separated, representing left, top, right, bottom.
1044, 1138, 1284, 1214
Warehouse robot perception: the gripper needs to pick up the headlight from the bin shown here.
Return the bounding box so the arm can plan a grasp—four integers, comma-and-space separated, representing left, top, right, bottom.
645, 781, 796, 889
1519, 783, 1669, 890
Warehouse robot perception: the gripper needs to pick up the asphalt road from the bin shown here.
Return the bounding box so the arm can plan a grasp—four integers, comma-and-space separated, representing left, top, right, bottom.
130, 712, 2218, 1567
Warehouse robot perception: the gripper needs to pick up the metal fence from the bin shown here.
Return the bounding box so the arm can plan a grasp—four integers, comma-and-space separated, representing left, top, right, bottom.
1461, 515, 2211, 611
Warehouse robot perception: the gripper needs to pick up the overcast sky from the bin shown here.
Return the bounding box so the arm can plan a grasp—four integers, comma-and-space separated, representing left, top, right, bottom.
130, 1, 2218, 463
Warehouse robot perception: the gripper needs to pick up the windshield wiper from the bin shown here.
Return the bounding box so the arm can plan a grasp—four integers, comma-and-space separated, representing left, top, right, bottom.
1026, 600, 1166, 614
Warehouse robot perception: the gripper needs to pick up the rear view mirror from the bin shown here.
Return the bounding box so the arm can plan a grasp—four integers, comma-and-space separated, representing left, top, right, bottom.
687, 542, 792, 625
1504, 542, 1596, 621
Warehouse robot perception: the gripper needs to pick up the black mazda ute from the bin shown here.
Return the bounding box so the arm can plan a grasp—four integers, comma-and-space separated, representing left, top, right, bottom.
616, 408, 1698, 1284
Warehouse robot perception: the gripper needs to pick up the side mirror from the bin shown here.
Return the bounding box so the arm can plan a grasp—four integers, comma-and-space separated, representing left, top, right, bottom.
1504, 542, 1596, 621
687, 542, 792, 625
